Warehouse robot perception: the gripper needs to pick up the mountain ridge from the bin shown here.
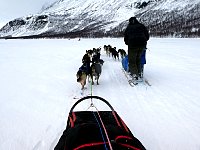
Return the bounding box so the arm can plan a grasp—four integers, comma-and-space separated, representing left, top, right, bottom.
0, 0, 200, 38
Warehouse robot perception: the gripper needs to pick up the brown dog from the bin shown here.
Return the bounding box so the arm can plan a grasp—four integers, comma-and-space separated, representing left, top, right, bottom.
76, 70, 87, 90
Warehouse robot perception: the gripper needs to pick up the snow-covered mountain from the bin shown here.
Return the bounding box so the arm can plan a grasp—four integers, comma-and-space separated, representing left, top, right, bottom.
0, 0, 200, 38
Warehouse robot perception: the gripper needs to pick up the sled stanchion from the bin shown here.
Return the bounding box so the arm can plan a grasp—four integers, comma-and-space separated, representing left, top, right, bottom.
70, 96, 115, 113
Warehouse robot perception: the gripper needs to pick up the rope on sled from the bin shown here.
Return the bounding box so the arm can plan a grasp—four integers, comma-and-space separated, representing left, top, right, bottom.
85, 82, 94, 111
92, 111, 109, 150
90, 80, 93, 104
93, 105, 113, 150
88, 77, 113, 149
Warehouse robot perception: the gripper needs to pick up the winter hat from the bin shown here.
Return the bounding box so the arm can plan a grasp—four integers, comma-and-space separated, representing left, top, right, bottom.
129, 17, 138, 24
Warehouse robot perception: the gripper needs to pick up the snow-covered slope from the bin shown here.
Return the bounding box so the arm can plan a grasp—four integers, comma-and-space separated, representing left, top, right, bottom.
137, 0, 200, 37
0, 0, 138, 37
0, 0, 200, 37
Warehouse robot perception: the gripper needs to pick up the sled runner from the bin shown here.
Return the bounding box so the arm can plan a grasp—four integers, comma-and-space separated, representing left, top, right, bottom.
121, 49, 151, 86
54, 95, 146, 150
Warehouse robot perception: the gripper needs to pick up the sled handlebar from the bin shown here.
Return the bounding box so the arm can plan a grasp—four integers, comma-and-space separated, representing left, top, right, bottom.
70, 95, 115, 112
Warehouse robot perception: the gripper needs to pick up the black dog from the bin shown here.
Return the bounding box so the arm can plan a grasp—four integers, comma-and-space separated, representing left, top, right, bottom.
118, 49, 126, 59
89, 62, 102, 85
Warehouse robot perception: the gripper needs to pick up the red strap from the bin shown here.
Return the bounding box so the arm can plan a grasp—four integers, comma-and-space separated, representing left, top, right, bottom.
115, 135, 132, 141
69, 116, 74, 127
120, 117, 130, 133
112, 111, 130, 133
74, 142, 108, 150
115, 135, 141, 150
112, 111, 121, 127
69, 112, 76, 128
72, 112, 76, 122
118, 143, 141, 150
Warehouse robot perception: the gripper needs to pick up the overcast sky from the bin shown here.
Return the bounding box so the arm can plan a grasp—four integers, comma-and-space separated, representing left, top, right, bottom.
0, 0, 56, 25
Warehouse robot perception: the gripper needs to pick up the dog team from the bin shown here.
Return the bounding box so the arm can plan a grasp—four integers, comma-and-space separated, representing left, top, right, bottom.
76, 45, 127, 90
76, 47, 104, 90
104, 45, 126, 60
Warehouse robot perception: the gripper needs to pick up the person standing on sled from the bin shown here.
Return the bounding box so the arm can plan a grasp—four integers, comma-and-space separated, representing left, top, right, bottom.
124, 17, 149, 82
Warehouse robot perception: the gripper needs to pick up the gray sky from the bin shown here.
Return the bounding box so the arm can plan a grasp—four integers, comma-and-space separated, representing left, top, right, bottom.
0, 0, 56, 24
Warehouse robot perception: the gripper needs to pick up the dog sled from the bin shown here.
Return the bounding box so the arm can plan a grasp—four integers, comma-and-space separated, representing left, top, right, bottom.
122, 49, 146, 77
121, 49, 152, 86
54, 95, 146, 150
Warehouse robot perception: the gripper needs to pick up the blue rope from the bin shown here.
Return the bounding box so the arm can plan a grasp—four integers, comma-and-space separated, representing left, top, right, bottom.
92, 111, 108, 150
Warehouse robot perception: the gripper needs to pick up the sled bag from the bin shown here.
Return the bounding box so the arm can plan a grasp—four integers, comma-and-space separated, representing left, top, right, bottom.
55, 111, 146, 150
122, 55, 129, 72
122, 49, 146, 72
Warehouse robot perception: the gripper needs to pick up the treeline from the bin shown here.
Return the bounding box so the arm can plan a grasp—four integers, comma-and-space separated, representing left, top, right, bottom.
138, 3, 200, 37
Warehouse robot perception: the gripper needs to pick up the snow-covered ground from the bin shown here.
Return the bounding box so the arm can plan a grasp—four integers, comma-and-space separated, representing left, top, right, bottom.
0, 38, 200, 150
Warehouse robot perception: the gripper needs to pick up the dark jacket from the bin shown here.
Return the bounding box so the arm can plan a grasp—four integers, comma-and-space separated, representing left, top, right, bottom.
124, 19, 149, 47
82, 53, 91, 64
